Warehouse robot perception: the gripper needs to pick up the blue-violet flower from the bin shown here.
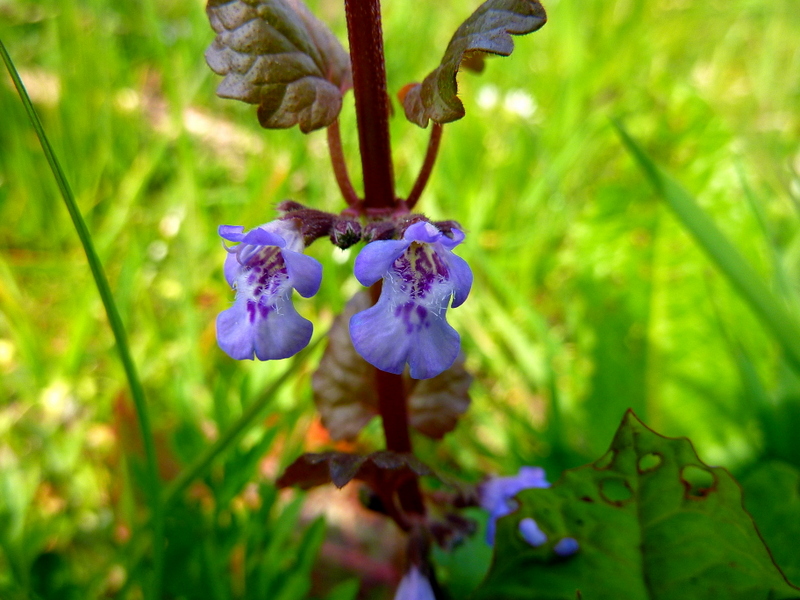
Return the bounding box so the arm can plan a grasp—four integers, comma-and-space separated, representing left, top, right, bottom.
216, 220, 322, 361
393, 567, 436, 600
554, 537, 580, 557
480, 466, 550, 545
518, 517, 548, 547
349, 221, 473, 379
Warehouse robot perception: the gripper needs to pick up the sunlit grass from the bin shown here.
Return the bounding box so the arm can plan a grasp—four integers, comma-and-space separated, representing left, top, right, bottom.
1, 0, 799, 597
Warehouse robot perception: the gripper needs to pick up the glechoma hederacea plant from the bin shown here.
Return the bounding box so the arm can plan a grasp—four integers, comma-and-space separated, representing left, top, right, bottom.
202, 0, 800, 598
4, 0, 800, 596
204, 0, 547, 594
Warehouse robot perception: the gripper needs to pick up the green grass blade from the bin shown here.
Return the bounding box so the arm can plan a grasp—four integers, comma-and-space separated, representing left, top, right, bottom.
0, 38, 164, 599
162, 337, 322, 507
614, 120, 800, 373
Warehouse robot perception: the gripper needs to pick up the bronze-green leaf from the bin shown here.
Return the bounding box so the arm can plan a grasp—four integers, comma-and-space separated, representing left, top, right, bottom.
312, 292, 472, 441
205, 0, 352, 133
401, 0, 546, 128
276, 450, 432, 491
474, 411, 800, 600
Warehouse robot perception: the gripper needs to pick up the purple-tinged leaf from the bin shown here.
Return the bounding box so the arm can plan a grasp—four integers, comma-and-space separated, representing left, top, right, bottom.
408, 354, 472, 439
312, 292, 378, 440
205, 0, 352, 133
312, 292, 472, 441
401, 0, 546, 128
276, 450, 432, 491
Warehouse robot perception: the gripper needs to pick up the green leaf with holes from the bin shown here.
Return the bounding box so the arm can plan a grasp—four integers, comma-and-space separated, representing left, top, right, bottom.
741, 461, 800, 585
473, 411, 800, 600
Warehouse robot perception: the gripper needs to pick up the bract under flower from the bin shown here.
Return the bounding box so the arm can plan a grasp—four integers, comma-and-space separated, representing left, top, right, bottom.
349, 221, 473, 380
216, 220, 322, 361
480, 466, 550, 545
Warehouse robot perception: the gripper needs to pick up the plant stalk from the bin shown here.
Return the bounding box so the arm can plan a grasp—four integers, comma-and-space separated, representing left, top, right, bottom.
344, 0, 395, 210
370, 284, 425, 516
345, 0, 424, 518
327, 119, 360, 206
406, 123, 443, 209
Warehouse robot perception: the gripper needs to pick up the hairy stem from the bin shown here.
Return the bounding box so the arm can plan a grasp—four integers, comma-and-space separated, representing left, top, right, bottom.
327, 119, 360, 206
344, 0, 395, 210
406, 123, 443, 209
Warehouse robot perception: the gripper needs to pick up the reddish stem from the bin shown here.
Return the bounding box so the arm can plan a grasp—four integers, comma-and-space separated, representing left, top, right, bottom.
370, 284, 426, 517
406, 123, 443, 209
327, 119, 360, 206
344, 0, 395, 210
346, 0, 424, 520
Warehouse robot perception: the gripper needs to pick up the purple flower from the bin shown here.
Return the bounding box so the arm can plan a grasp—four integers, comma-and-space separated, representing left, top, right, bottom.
349, 221, 472, 380
394, 567, 435, 600
554, 537, 580, 557
480, 466, 550, 545
518, 517, 548, 547
216, 220, 322, 361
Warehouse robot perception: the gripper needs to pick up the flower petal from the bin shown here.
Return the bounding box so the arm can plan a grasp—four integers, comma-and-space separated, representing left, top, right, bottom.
251, 297, 313, 360
349, 297, 410, 375
216, 298, 257, 360
480, 466, 550, 545
353, 239, 410, 287
403, 221, 441, 244
440, 226, 466, 249
219, 224, 245, 242
519, 517, 548, 547
240, 227, 286, 248
444, 253, 472, 308
281, 249, 322, 298
405, 310, 460, 379
554, 537, 580, 557
349, 296, 460, 380
223, 251, 241, 288
216, 293, 313, 360
394, 567, 435, 600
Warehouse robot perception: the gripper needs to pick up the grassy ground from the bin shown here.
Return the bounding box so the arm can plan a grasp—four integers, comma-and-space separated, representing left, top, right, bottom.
1, 0, 799, 598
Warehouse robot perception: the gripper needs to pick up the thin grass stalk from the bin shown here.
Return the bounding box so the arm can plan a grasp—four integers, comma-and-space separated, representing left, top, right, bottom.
162, 338, 322, 506
615, 120, 800, 374
0, 39, 164, 600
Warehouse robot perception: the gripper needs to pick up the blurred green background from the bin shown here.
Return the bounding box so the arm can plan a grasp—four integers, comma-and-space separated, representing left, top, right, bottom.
1, 0, 799, 598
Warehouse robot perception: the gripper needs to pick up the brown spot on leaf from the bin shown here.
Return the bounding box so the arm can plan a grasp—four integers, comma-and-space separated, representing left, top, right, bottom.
638, 452, 662, 474
681, 465, 716, 500
599, 478, 633, 506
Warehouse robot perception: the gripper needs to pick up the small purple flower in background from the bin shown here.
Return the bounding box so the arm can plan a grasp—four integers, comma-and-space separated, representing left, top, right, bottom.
216, 220, 322, 361
518, 517, 548, 547
349, 221, 473, 379
554, 537, 580, 556
393, 566, 436, 600
480, 466, 550, 544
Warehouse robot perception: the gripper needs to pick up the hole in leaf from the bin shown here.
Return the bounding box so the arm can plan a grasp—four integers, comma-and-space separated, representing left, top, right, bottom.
680, 465, 716, 499
638, 452, 662, 473
599, 478, 633, 505
594, 450, 614, 470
